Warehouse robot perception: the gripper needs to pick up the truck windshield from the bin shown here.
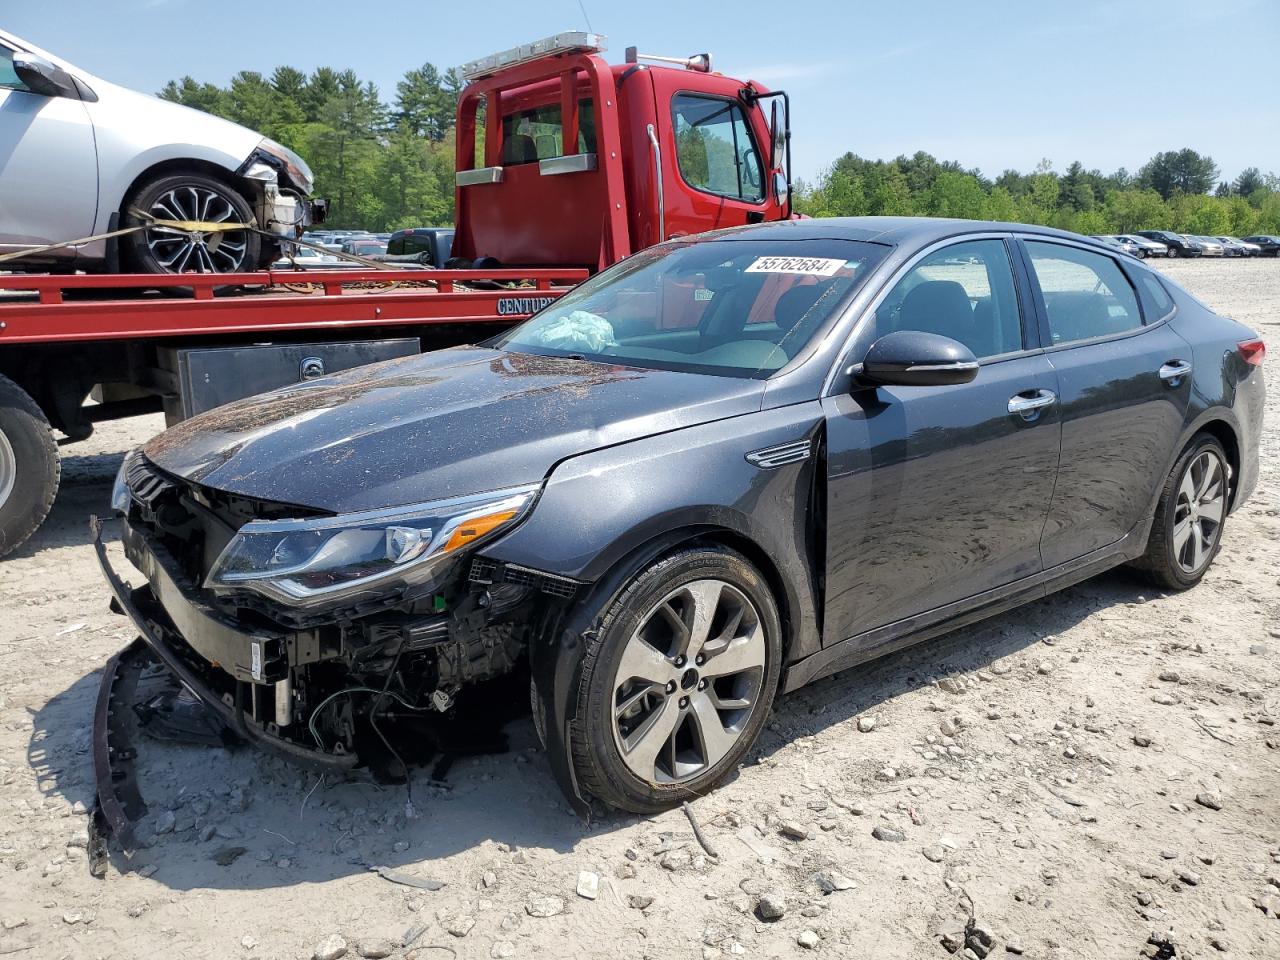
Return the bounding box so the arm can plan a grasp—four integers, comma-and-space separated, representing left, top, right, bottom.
494, 238, 888, 378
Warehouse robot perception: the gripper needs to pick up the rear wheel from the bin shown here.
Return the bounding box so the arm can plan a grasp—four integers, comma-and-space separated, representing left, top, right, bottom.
123, 172, 260, 275
0, 377, 60, 558
569, 546, 781, 813
1136, 435, 1228, 590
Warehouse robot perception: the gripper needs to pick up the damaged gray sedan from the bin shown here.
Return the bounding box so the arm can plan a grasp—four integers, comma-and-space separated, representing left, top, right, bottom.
97, 218, 1263, 833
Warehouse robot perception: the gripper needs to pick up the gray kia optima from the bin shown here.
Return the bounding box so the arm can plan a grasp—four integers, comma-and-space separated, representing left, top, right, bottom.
100, 217, 1264, 820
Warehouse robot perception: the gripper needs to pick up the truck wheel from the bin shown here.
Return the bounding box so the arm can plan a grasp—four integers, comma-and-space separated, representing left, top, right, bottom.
568, 546, 782, 814
0, 376, 60, 558
124, 172, 260, 275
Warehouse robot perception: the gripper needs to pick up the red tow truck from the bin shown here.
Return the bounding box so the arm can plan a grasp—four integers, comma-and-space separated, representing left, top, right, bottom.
0, 31, 791, 557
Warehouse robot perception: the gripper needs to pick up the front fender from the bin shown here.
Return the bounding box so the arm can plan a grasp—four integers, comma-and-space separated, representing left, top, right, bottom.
487, 402, 827, 662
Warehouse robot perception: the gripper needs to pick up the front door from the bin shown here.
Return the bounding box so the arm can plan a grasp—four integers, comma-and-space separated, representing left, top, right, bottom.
1016, 238, 1193, 567
823, 236, 1062, 645
0, 41, 97, 258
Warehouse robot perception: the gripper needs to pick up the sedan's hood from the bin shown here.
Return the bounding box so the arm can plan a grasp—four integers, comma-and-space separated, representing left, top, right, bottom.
144, 348, 764, 514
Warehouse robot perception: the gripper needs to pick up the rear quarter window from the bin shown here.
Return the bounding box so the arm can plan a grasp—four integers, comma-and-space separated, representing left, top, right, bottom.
1136, 271, 1175, 320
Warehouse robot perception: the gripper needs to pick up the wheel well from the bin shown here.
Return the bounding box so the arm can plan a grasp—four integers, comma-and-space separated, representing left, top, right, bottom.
605, 526, 798, 666
118, 159, 252, 217
1194, 420, 1242, 508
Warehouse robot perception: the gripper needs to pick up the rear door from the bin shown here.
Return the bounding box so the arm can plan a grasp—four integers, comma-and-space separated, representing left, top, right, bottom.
0, 40, 97, 256
1016, 238, 1192, 568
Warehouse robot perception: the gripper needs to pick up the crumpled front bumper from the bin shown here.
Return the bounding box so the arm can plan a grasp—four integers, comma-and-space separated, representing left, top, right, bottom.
88, 517, 357, 863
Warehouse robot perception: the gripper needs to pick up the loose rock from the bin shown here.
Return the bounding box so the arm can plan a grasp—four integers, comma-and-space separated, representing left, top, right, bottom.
872, 825, 906, 843
755, 892, 786, 922
576, 871, 599, 900
526, 896, 565, 918
313, 934, 348, 960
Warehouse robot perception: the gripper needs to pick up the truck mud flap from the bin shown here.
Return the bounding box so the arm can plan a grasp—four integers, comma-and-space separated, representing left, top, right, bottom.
90, 640, 151, 869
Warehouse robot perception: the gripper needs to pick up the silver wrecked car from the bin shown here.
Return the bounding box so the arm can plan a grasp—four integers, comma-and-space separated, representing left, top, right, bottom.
0, 30, 324, 274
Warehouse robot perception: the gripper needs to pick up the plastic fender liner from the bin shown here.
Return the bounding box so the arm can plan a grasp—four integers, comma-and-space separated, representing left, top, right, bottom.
90, 640, 150, 867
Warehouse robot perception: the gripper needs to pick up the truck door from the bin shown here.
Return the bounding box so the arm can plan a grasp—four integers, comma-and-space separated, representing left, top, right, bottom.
0, 40, 97, 260
649, 72, 771, 240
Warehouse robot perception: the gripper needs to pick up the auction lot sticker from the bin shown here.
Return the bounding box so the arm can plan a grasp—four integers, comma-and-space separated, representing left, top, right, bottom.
745, 256, 847, 276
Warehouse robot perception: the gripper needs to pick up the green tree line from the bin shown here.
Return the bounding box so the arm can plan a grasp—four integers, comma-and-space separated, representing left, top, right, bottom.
161, 66, 1280, 237
794, 150, 1280, 235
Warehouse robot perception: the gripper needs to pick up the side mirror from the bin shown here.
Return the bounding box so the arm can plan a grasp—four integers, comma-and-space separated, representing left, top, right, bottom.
13, 52, 78, 99
854, 330, 979, 388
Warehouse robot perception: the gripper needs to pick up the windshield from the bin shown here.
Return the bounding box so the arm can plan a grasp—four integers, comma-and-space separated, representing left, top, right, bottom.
493, 238, 888, 378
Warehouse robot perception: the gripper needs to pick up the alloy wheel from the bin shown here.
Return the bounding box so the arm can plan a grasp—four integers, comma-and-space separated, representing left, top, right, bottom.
610, 579, 766, 784
145, 185, 250, 273
1172, 450, 1226, 574
0, 427, 14, 509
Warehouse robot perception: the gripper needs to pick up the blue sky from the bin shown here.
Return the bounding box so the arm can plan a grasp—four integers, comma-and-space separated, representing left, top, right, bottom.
8, 0, 1278, 183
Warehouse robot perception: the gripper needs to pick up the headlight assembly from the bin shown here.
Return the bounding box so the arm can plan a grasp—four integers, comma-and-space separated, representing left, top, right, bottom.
247, 138, 315, 195
205, 484, 538, 611
110, 449, 139, 515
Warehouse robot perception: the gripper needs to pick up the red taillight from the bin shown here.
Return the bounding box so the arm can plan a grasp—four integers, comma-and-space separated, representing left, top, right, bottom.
1238, 339, 1265, 366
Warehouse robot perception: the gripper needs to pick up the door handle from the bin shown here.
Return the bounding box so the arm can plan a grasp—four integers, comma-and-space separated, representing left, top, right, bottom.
1159, 360, 1192, 382
1008, 389, 1057, 418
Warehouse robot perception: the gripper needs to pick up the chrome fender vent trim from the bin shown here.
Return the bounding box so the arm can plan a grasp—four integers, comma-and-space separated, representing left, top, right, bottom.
745, 439, 812, 469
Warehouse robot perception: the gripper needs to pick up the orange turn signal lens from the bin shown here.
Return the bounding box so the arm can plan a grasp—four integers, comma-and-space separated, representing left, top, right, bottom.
443, 510, 518, 553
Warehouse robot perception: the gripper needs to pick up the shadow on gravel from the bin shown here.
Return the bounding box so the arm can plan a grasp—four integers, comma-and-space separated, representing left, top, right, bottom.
26, 551, 1159, 893
7, 449, 125, 560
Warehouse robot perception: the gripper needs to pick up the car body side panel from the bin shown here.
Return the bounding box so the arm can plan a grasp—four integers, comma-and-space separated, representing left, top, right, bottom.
485, 402, 827, 664
0, 87, 97, 253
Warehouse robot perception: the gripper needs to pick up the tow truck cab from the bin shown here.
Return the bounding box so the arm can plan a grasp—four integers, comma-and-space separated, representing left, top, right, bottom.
450, 32, 791, 272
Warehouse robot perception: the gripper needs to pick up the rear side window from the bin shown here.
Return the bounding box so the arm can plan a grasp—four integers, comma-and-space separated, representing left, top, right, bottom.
1136, 271, 1175, 319
1025, 242, 1143, 345
672, 94, 764, 203
500, 100, 596, 166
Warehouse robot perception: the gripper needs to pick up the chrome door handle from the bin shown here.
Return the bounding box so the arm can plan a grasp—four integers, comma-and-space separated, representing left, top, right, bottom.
1008, 389, 1057, 417
1159, 360, 1192, 382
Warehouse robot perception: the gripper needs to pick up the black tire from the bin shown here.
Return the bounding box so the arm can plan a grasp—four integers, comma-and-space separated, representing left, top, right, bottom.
568, 545, 782, 814
1169, 247, 1179, 258
123, 172, 260, 276
0, 376, 60, 558
1135, 435, 1229, 591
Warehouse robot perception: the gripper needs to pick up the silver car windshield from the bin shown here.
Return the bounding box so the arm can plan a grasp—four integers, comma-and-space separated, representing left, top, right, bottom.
494, 238, 889, 378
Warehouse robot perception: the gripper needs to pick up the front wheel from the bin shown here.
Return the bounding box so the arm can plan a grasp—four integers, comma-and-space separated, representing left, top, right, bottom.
123, 172, 260, 275
568, 546, 781, 813
1136, 435, 1229, 590
0, 376, 60, 558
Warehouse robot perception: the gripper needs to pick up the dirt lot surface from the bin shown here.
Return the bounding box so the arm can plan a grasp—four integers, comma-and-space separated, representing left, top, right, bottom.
1, 259, 1277, 960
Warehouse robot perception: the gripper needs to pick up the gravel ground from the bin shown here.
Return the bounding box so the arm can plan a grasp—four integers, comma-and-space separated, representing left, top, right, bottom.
0, 258, 1277, 960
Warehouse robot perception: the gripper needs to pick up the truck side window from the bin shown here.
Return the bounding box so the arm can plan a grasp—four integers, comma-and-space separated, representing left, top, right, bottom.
671, 94, 764, 204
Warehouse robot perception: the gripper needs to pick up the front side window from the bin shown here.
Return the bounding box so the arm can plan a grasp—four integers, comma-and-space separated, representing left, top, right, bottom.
500, 99, 596, 165
871, 239, 1024, 359
493, 239, 889, 378
1025, 241, 1143, 345
672, 94, 764, 203
0, 45, 28, 92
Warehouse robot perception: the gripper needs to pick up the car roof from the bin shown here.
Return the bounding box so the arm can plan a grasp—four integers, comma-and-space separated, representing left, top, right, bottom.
693, 216, 1110, 249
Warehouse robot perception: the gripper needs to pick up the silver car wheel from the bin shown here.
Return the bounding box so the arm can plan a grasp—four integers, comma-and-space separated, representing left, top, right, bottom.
611, 578, 766, 784
0, 427, 15, 509
145, 185, 249, 273
1172, 450, 1226, 574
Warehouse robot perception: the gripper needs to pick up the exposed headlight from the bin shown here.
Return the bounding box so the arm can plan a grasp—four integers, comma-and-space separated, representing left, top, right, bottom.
111, 449, 139, 515
251, 138, 315, 195
205, 485, 539, 610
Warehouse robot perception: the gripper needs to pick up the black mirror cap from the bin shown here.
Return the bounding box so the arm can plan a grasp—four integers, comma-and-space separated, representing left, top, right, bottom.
856, 330, 980, 388
13, 52, 77, 99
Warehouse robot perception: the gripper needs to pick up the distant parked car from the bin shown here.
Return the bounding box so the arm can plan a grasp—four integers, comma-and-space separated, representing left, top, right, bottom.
271, 244, 345, 270
1136, 231, 1202, 257
1217, 237, 1259, 257
386, 227, 456, 267
1241, 235, 1280, 257
1193, 236, 1226, 257
1115, 234, 1168, 258
340, 239, 388, 258
1091, 235, 1141, 258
